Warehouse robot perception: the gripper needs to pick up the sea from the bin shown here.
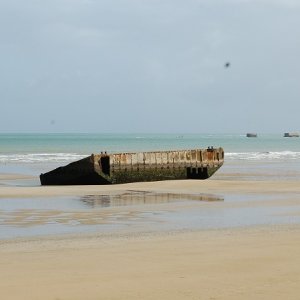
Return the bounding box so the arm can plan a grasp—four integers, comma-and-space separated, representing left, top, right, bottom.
1, 132, 300, 182
1, 133, 300, 239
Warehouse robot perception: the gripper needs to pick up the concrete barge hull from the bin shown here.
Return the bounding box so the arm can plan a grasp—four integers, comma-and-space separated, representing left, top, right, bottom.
40, 147, 224, 185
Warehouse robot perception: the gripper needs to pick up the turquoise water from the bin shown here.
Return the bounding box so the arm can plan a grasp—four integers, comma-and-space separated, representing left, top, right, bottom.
1, 132, 300, 155
0, 133, 300, 179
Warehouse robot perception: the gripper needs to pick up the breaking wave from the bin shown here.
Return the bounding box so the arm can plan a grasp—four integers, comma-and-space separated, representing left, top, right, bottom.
226, 151, 300, 161
1, 151, 300, 164
0, 153, 87, 164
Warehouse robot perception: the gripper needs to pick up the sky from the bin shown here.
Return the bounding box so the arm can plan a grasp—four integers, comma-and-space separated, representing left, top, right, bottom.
1, 0, 300, 133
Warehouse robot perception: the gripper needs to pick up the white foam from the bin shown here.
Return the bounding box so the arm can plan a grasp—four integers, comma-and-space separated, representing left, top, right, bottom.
1, 150, 300, 164
226, 151, 300, 161
0, 153, 86, 163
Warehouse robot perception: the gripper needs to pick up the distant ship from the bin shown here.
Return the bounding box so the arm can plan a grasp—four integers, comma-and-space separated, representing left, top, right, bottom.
284, 132, 299, 137
40, 147, 224, 185
246, 133, 257, 138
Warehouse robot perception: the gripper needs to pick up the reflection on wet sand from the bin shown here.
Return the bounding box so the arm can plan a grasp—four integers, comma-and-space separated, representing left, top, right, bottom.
80, 190, 223, 208
0, 191, 223, 230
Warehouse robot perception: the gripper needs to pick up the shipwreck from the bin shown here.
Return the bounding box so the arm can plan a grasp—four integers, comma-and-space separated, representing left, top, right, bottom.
40, 147, 224, 185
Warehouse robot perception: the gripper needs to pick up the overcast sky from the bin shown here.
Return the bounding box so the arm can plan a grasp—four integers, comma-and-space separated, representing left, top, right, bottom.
1, 0, 300, 133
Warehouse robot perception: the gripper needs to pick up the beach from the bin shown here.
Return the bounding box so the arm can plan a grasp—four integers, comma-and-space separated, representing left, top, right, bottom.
1, 173, 300, 299
1, 133, 300, 299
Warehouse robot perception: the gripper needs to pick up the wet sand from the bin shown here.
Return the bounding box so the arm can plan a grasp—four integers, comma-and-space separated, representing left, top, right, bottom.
1, 174, 300, 299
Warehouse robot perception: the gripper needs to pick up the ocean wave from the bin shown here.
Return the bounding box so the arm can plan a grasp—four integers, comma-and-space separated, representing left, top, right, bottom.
1, 151, 300, 164
226, 151, 300, 161
0, 153, 87, 163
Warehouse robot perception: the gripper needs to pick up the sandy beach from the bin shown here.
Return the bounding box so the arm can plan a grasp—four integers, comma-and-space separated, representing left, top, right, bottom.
1, 175, 300, 299
1, 226, 300, 300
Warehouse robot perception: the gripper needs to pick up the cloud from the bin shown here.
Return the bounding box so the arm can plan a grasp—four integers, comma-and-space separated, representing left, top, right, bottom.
0, 0, 300, 132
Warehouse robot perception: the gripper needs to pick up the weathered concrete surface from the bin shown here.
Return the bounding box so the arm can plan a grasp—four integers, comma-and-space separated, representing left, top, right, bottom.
40, 147, 224, 185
